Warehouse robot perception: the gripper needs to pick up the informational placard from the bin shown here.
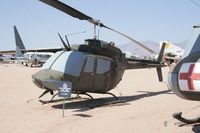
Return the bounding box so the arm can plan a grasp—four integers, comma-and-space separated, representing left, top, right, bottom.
58, 82, 72, 98
58, 82, 72, 117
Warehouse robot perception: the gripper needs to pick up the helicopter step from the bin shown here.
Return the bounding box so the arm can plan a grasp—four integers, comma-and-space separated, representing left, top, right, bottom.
173, 112, 200, 124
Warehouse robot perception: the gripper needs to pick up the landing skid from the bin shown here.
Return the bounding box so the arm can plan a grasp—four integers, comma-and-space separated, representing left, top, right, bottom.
173, 112, 200, 124
38, 93, 93, 104
39, 89, 54, 98
105, 92, 118, 100
39, 98, 64, 104
38, 91, 118, 104
39, 96, 80, 104
77, 93, 94, 99
51, 92, 58, 101
77, 92, 118, 100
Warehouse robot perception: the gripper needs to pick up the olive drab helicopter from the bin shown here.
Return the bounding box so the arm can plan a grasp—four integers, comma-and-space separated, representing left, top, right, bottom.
168, 25, 200, 124
32, 0, 166, 102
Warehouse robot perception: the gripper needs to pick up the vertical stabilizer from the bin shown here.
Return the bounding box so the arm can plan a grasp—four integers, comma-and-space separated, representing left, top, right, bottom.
183, 25, 200, 58
15, 46, 23, 58
14, 26, 26, 50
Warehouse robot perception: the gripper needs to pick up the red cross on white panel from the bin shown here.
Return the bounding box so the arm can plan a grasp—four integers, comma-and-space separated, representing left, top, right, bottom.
178, 63, 200, 91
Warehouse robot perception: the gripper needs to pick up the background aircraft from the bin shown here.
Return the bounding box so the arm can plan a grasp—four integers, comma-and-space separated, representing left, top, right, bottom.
123, 51, 140, 59
0, 26, 63, 56
0, 54, 15, 62
13, 26, 56, 67
160, 41, 184, 66
0, 26, 62, 66
168, 24, 200, 124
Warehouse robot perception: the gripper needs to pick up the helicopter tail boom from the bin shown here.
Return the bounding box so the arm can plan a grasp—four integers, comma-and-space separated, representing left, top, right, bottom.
126, 42, 166, 81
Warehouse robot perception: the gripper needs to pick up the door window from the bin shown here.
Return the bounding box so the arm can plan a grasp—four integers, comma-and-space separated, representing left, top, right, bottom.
84, 56, 95, 73
96, 58, 111, 74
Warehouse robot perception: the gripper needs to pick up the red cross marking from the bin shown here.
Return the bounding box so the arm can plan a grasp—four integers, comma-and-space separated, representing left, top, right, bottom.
180, 64, 200, 90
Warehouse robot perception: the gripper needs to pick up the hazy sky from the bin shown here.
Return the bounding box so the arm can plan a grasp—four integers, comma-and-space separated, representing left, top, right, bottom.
0, 0, 200, 50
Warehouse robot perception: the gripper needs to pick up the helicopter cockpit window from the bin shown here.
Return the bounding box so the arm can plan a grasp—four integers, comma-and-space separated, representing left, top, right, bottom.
84, 56, 95, 73
50, 51, 85, 77
42, 51, 64, 69
96, 58, 111, 74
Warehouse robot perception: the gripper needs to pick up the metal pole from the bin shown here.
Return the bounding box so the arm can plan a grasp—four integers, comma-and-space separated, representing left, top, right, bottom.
62, 97, 65, 117
94, 24, 97, 39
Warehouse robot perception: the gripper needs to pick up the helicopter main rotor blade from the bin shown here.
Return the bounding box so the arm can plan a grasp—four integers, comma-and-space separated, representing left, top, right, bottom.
39, 0, 156, 53
39, 0, 104, 27
104, 26, 156, 53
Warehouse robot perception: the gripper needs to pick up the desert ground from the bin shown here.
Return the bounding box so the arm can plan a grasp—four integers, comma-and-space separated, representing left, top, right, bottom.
0, 63, 200, 133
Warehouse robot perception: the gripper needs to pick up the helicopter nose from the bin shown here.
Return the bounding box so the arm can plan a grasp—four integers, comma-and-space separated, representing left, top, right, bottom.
32, 70, 49, 89
32, 74, 44, 88
32, 69, 67, 91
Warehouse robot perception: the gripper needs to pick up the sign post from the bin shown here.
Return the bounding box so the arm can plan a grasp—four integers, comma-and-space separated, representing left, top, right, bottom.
58, 82, 72, 117
63, 97, 65, 117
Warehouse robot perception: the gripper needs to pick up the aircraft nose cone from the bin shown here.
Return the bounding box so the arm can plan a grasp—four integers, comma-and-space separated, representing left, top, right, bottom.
32, 75, 42, 88
32, 73, 44, 88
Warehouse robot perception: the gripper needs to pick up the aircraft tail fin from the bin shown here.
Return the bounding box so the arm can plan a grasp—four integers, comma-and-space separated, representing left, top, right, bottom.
14, 26, 26, 50
183, 25, 200, 58
15, 46, 23, 58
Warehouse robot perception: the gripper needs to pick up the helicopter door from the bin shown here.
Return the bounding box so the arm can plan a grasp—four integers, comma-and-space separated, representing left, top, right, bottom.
79, 56, 95, 91
93, 58, 111, 92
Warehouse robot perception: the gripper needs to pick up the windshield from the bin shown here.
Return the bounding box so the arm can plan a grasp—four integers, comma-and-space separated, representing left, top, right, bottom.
42, 51, 65, 69
43, 51, 85, 77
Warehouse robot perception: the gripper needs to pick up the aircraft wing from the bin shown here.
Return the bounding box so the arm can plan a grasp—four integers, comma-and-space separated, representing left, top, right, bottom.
0, 25, 64, 56
0, 50, 15, 55
0, 47, 64, 55
23, 47, 64, 53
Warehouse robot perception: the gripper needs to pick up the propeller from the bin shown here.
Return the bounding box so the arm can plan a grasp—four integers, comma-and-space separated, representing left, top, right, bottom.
39, 0, 156, 53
